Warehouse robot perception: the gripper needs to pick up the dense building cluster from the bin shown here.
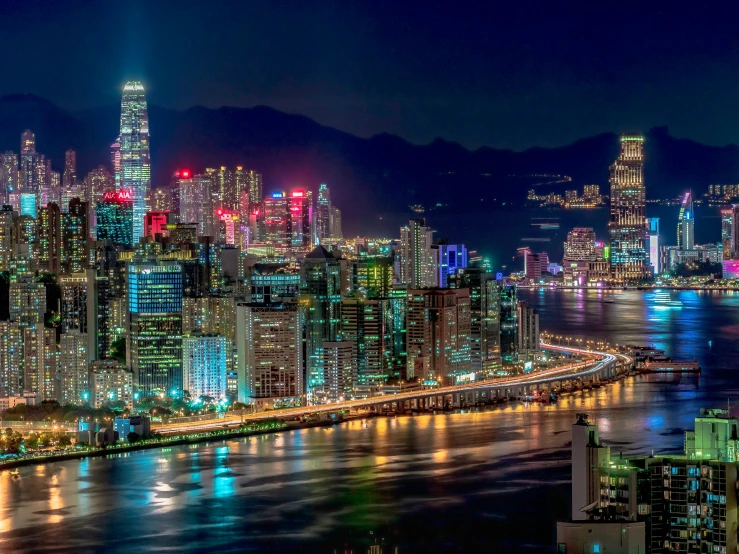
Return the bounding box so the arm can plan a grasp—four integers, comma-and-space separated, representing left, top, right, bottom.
0, 82, 541, 412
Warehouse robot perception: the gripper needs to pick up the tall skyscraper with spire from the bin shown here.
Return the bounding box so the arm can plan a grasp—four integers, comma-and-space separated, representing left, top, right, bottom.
119, 81, 150, 244
608, 133, 650, 283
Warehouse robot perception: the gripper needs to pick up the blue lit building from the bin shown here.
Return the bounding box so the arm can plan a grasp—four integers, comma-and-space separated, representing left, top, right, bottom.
96, 195, 133, 247
19, 193, 36, 218
127, 259, 184, 395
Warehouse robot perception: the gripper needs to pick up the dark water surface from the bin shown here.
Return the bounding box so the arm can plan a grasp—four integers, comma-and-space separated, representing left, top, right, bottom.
2, 290, 739, 553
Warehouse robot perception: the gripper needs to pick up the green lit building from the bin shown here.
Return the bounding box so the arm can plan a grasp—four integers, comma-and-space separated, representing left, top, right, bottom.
300, 245, 342, 400
127, 259, 184, 395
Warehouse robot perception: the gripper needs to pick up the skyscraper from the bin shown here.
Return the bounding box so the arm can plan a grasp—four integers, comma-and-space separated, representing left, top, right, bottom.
399, 219, 434, 287
647, 217, 660, 274
608, 133, 650, 282
63, 149, 76, 189
301, 246, 342, 399
316, 184, 331, 243
127, 259, 183, 395
677, 191, 695, 251
182, 332, 228, 400
119, 81, 150, 244
96, 191, 133, 247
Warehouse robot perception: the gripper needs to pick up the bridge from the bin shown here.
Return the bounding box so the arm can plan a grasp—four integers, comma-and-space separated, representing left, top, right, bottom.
154, 342, 632, 435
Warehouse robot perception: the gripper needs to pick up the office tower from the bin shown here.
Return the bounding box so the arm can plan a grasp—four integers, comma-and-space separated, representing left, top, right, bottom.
499, 284, 517, 362
119, 81, 150, 244
340, 297, 393, 392
321, 341, 356, 402
677, 191, 695, 250
721, 206, 735, 260
430, 242, 468, 287
329, 205, 342, 239
236, 302, 303, 408
0, 205, 15, 270
399, 219, 434, 287
609, 133, 649, 282
647, 217, 660, 274
144, 210, 174, 240
316, 184, 330, 243
96, 191, 133, 247
301, 246, 342, 398
86, 267, 113, 361
83, 166, 115, 234
61, 198, 89, 273
23, 324, 57, 400
516, 301, 540, 360
583, 184, 600, 201
59, 331, 89, 405
19, 192, 36, 218
351, 256, 393, 297
245, 264, 301, 303
215, 166, 235, 211
217, 210, 238, 246
564, 227, 596, 262
12, 215, 37, 265
450, 268, 502, 373
60, 273, 87, 333
110, 138, 121, 190
9, 276, 46, 328
63, 149, 76, 189
37, 203, 61, 273
90, 360, 132, 408
182, 332, 228, 400
0, 151, 18, 202
152, 187, 173, 212
246, 170, 263, 206
19, 130, 36, 193
289, 190, 312, 250
519, 247, 549, 281
0, 321, 23, 398
264, 192, 291, 252
405, 288, 472, 385
127, 259, 184, 395
179, 173, 216, 236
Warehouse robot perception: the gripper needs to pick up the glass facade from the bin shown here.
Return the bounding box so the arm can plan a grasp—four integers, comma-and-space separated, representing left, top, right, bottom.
96, 199, 133, 247
119, 81, 150, 244
128, 261, 183, 314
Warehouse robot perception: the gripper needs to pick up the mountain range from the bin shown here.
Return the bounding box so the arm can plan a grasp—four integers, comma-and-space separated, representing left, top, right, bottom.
0, 93, 738, 238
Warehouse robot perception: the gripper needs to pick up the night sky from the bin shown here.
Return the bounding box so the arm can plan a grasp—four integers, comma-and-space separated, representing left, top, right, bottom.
3, 0, 739, 150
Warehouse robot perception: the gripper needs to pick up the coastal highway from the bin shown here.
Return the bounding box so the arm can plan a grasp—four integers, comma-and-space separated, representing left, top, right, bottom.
154, 343, 624, 435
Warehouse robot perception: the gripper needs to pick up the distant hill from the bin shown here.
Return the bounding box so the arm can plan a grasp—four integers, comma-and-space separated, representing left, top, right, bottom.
0, 94, 738, 237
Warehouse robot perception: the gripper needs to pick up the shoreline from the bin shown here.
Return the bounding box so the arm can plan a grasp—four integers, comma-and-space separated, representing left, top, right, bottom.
0, 418, 340, 471
0, 376, 632, 472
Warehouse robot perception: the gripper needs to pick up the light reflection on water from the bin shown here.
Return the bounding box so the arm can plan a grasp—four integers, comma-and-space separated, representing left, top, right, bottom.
1, 290, 739, 552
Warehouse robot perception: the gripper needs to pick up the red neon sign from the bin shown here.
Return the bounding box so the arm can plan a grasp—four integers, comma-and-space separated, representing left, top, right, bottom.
180, 169, 191, 179
103, 190, 132, 202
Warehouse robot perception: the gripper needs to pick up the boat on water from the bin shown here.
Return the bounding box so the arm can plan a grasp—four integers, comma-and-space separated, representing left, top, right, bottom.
10, 469, 20, 479
653, 291, 683, 307
641, 357, 701, 374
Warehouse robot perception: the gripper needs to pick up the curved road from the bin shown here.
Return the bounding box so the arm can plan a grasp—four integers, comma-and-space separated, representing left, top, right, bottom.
155, 342, 626, 435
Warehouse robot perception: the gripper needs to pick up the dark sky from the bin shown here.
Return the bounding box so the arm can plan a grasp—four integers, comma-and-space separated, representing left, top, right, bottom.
3, 0, 739, 150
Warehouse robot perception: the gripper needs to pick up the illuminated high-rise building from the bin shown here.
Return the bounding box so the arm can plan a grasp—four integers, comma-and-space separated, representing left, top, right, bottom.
63, 149, 76, 189
0, 321, 23, 397
152, 187, 173, 212
216, 166, 235, 211
127, 259, 183, 395
111, 137, 121, 190
19, 130, 35, 193
23, 324, 57, 400
59, 330, 89, 405
340, 297, 393, 392
398, 218, 434, 287
677, 191, 695, 251
301, 246, 342, 398
0, 152, 18, 202
19, 192, 36, 218
721, 206, 735, 260
119, 81, 150, 244
321, 341, 356, 402
0, 205, 14, 271
430, 242, 467, 287
316, 184, 331, 243
83, 166, 115, 236
90, 360, 132, 408
499, 284, 518, 362
564, 227, 597, 262
247, 170, 263, 206
236, 302, 304, 409
405, 288, 471, 385
144, 210, 175, 240
516, 301, 540, 360
179, 173, 216, 236
182, 332, 228, 400
61, 198, 89, 273
38, 203, 62, 273
289, 190, 312, 250
96, 191, 133, 247
647, 217, 660, 275
608, 133, 650, 282
264, 192, 291, 252
9, 276, 46, 329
